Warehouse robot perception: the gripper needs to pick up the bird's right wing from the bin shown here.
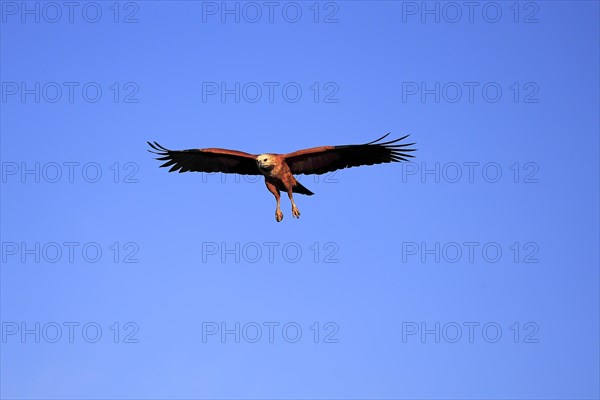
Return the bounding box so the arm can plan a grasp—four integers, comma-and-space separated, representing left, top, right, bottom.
284, 133, 416, 175
148, 142, 261, 175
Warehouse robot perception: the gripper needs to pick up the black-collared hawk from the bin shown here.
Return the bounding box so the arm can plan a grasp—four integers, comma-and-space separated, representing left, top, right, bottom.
148, 133, 416, 222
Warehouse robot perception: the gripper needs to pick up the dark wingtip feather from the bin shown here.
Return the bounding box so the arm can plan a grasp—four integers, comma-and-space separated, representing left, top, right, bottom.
366, 133, 414, 147
151, 141, 169, 151
147, 141, 169, 155
378, 134, 411, 146
365, 132, 391, 145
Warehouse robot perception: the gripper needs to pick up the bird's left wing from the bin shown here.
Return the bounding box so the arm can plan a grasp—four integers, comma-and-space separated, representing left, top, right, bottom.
284, 133, 416, 175
148, 142, 261, 175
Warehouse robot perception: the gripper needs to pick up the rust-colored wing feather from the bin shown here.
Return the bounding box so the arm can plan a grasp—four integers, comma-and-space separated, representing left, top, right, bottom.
147, 142, 260, 175
284, 133, 416, 175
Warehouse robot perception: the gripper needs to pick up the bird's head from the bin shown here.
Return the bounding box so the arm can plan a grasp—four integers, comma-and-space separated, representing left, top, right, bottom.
256, 154, 276, 171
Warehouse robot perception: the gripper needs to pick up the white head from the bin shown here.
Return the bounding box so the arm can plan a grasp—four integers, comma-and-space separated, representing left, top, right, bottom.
256, 154, 276, 171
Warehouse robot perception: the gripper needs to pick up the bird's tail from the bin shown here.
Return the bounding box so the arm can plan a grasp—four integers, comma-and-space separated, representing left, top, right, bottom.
293, 181, 314, 196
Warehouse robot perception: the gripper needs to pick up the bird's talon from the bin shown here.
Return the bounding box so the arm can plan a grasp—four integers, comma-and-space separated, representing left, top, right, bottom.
275, 210, 283, 222
292, 207, 300, 218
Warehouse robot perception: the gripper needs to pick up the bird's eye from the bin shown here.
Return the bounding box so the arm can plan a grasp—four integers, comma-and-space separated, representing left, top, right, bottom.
263, 158, 267, 161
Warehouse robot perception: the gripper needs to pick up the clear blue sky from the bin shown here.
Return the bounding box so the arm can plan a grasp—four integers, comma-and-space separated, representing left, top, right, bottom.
1, 1, 599, 399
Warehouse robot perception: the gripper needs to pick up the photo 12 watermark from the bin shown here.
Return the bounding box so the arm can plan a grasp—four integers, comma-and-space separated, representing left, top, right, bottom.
400, 241, 540, 264
201, 241, 340, 264
197, 171, 340, 185
398, 162, 539, 184
400, 2, 539, 24
1, 82, 140, 104
401, 81, 539, 104
200, 1, 339, 24
2, 321, 140, 343
201, 81, 339, 104
401, 321, 539, 343
1, 242, 140, 264
201, 321, 339, 343
1, 2, 140, 24
1, 162, 140, 184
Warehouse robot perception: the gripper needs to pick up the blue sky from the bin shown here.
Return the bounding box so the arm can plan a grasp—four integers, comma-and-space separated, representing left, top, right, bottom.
1, 1, 599, 399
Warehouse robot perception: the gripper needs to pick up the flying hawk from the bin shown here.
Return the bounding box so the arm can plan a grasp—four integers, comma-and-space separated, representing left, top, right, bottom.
148, 133, 416, 222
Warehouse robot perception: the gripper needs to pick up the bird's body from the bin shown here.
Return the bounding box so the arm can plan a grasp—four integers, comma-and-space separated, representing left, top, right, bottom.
148, 133, 415, 222
257, 153, 313, 193
255, 153, 314, 220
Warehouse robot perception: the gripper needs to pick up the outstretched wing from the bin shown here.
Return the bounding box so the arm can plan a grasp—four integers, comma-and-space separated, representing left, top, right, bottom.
283, 133, 416, 175
148, 142, 260, 175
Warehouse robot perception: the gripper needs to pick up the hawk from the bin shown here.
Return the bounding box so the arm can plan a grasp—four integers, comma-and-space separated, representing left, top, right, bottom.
148, 133, 416, 222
